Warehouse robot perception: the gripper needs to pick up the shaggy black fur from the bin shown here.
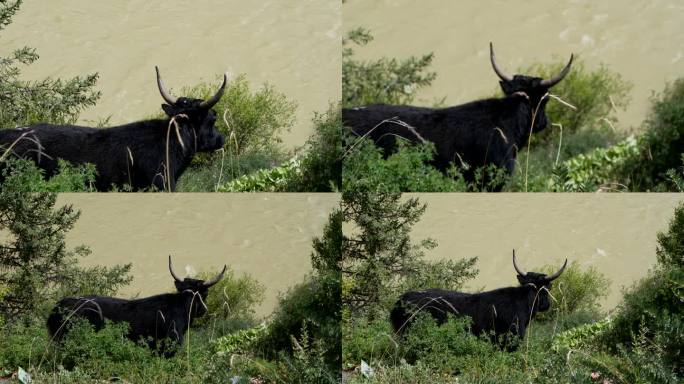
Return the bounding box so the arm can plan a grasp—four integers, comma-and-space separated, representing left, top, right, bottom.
0, 97, 224, 191
47, 261, 226, 357
391, 255, 567, 349
343, 48, 573, 183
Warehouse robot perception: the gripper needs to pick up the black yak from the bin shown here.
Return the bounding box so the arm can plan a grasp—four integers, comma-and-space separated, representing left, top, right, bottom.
391, 250, 567, 349
343, 43, 573, 183
0, 67, 226, 191
47, 256, 227, 357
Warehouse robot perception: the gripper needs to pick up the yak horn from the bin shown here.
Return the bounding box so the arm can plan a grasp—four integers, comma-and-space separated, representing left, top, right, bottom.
489, 42, 512, 82
168, 255, 183, 282
202, 265, 227, 287
198, 73, 227, 109
539, 54, 574, 87
512, 249, 526, 276
547, 259, 568, 281
155, 66, 178, 105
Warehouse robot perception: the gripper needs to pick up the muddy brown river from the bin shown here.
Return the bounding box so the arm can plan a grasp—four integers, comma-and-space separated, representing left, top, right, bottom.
57, 194, 340, 317
0, 0, 341, 148
345, 0, 684, 131
406, 194, 682, 310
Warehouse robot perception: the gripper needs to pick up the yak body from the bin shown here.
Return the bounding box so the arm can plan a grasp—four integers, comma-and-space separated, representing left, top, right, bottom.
0, 68, 226, 191
343, 44, 573, 183
391, 285, 544, 346
343, 93, 541, 177
0, 114, 223, 191
47, 257, 226, 357
391, 252, 567, 349
48, 291, 203, 355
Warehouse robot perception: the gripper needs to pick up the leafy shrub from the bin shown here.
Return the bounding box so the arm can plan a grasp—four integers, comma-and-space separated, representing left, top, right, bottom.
0, 317, 50, 369
607, 202, 684, 373
286, 106, 342, 192
1, 157, 97, 192
174, 74, 296, 191
625, 78, 684, 189
343, 138, 467, 192
516, 59, 631, 142
0, 182, 131, 317
342, 192, 478, 312
257, 209, 341, 373
192, 268, 265, 331
217, 157, 302, 192
536, 261, 611, 321
343, 28, 436, 107
0, 1, 100, 129
180, 74, 296, 158
551, 135, 639, 191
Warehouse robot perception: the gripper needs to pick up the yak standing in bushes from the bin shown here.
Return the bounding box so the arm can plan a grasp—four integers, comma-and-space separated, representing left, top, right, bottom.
343, 43, 573, 183
47, 256, 227, 357
391, 250, 567, 349
0, 67, 226, 191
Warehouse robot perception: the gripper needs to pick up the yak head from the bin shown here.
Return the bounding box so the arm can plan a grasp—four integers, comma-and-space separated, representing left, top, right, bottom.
168, 255, 227, 318
489, 43, 573, 133
512, 250, 567, 313
155, 67, 226, 152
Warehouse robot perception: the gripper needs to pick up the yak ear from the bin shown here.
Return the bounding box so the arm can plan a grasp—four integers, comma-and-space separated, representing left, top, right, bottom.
161, 103, 176, 116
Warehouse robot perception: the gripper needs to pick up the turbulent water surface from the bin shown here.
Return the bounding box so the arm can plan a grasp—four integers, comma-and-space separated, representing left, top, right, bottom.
0, 0, 341, 148
345, 0, 684, 131
407, 194, 682, 310
58, 194, 340, 317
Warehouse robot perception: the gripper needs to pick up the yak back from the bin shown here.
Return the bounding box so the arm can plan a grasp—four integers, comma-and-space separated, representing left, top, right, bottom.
343, 95, 534, 172
0, 119, 194, 190
47, 292, 194, 343
392, 286, 538, 336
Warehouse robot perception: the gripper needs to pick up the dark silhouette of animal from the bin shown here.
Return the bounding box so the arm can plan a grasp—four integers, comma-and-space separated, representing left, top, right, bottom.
391, 250, 567, 349
343, 43, 573, 182
0, 67, 226, 191
47, 256, 227, 357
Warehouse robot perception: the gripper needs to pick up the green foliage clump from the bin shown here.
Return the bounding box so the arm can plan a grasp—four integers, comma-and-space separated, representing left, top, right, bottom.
175, 74, 297, 191
218, 105, 343, 192
536, 261, 611, 321
606, 203, 684, 373
0, 1, 100, 129
0, 181, 131, 317
624, 78, 684, 190
181, 74, 296, 158
343, 27, 436, 107
257, 209, 341, 375
286, 106, 342, 192
520, 59, 631, 140
193, 268, 265, 331
342, 138, 467, 192
342, 192, 478, 312
1, 158, 97, 192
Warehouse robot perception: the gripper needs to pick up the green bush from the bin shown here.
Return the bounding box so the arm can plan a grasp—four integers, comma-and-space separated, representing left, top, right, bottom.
257, 209, 341, 374
342, 192, 478, 312
343, 138, 468, 192
0, 1, 100, 129
0, 182, 131, 317
192, 268, 265, 331
607, 202, 684, 373
536, 261, 611, 321
286, 106, 342, 192
343, 28, 437, 107
179, 74, 296, 158
625, 78, 684, 189
1, 157, 97, 192
516, 59, 631, 141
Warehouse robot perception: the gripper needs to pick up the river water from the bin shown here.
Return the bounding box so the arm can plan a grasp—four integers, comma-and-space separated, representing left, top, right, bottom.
407, 194, 682, 310
57, 194, 340, 317
345, 0, 684, 131
0, 0, 341, 148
